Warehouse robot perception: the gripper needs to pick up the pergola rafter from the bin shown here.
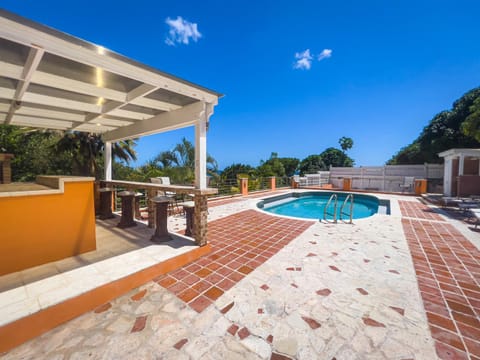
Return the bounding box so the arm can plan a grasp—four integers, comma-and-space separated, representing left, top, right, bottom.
0, 9, 222, 188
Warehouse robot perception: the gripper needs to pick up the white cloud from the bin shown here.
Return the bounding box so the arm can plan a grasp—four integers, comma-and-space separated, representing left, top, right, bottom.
293, 49, 313, 70
165, 16, 202, 46
318, 48, 332, 61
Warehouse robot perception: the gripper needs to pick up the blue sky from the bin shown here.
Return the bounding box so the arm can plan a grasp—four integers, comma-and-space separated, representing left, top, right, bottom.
3, 0, 480, 169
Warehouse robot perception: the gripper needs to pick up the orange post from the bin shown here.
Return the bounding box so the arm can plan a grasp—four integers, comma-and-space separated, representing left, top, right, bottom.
414, 179, 427, 195
343, 178, 352, 191
270, 177, 276, 191
240, 178, 249, 196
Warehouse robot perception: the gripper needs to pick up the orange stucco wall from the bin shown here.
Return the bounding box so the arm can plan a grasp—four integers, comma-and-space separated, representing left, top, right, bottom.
0, 181, 96, 276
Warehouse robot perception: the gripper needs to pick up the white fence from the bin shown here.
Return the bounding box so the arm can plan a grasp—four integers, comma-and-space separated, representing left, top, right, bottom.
298, 164, 444, 192
328, 164, 444, 192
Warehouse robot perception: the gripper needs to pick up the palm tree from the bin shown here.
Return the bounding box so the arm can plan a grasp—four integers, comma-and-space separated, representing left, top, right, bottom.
152, 137, 217, 183
56, 131, 137, 177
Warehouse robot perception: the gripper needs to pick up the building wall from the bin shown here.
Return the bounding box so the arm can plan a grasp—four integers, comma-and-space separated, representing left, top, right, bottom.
0, 181, 96, 276
457, 175, 480, 197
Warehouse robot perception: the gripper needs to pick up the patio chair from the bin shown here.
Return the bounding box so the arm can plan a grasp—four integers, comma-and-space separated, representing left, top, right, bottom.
150, 177, 180, 214
399, 177, 415, 192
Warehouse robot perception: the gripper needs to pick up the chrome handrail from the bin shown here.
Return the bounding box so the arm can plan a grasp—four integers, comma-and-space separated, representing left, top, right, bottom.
323, 193, 338, 223
340, 193, 354, 224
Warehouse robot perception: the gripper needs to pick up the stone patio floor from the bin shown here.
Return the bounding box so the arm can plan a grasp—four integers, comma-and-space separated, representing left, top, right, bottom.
1, 193, 479, 359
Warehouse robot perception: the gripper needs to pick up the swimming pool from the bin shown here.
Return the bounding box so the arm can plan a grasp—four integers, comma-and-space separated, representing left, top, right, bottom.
258, 192, 381, 221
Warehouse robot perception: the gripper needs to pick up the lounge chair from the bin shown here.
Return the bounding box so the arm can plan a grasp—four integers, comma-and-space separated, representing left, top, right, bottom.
399, 177, 415, 192
471, 208, 480, 228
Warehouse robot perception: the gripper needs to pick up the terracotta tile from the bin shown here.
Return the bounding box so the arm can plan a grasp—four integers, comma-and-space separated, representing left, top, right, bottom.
94, 302, 112, 313
316, 288, 332, 296
220, 302, 234, 314
182, 274, 201, 286
238, 266, 254, 275
452, 311, 480, 328
189, 295, 212, 313
446, 300, 476, 316
168, 281, 188, 295
227, 324, 239, 336
302, 316, 321, 329
270, 353, 293, 360
329, 265, 341, 272
173, 338, 188, 350
131, 315, 147, 333
464, 338, 480, 357
217, 278, 236, 291
356, 288, 368, 295
192, 280, 211, 293
178, 288, 200, 303
170, 269, 189, 280
237, 327, 250, 340
217, 266, 234, 277
434, 341, 469, 360
426, 312, 457, 332
389, 306, 405, 316
260, 284, 270, 291
228, 271, 245, 282
130, 289, 147, 301
195, 268, 213, 278
157, 276, 177, 288
204, 286, 224, 300
430, 325, 466, 352
362, 317, 386, 327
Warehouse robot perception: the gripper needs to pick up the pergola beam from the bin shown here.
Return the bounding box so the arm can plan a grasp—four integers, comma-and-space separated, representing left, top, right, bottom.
5, 47, 44, 124
102, 101, 206, 142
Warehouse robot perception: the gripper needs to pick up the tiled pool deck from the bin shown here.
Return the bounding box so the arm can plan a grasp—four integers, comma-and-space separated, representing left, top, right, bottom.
1, 192, 479, 359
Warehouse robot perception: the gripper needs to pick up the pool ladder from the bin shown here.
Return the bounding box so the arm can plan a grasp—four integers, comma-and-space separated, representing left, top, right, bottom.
323, 193, 354, 224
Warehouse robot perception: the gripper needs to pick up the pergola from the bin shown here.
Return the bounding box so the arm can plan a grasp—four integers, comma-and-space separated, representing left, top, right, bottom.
438, 148, 480, 197
0, 9, 222, 188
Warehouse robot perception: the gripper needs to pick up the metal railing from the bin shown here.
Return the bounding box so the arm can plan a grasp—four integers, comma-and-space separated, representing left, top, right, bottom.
323, 193, 338, 223
339, 193, 354, 224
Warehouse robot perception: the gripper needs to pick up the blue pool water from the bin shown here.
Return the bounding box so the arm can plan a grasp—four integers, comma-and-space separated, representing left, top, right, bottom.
259, 192, 379, 220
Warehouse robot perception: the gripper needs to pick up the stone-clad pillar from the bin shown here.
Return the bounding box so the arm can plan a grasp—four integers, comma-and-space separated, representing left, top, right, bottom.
193, 194, 208, 246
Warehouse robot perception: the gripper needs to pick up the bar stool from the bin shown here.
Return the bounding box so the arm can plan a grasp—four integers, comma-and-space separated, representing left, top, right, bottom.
183, 201, 195, 237
151, 196, 172, 243
117, 191, 136, 228
134, 192, 144, 220
99, 187, 114, 220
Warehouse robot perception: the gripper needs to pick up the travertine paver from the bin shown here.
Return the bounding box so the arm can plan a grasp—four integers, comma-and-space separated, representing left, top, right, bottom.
3, 195, 441, 360
401, 200, 480, 360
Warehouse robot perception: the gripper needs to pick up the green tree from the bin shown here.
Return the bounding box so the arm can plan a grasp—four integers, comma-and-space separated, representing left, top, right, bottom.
153, 137, 218, 184
0, 126, 71, 181
320, 147, 354, 168
221, 163, 256, 181
338, 137, 354, 153
277, 157, 300, 177
389, 87, 480, 164
56, 132, 137, 177
298, 155, 325, 175
257, 152, 286, 178
461, 96, 480, 141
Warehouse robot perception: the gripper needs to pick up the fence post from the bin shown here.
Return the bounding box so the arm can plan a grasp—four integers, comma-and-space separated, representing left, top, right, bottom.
270, 176, 276, 191
240, 178, 249, 196
382, 166, 386, 191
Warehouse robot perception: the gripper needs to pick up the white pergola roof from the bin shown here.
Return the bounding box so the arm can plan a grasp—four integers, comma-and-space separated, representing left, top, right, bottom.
438, 148, 480, 159
0, 9, 222, 142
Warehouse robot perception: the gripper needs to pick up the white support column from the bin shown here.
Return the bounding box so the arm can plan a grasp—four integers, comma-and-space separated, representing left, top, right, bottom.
105, 141, 112, 181
444, 157, 453, 197
195, 103, 214, 189
459, 154, 465, 176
